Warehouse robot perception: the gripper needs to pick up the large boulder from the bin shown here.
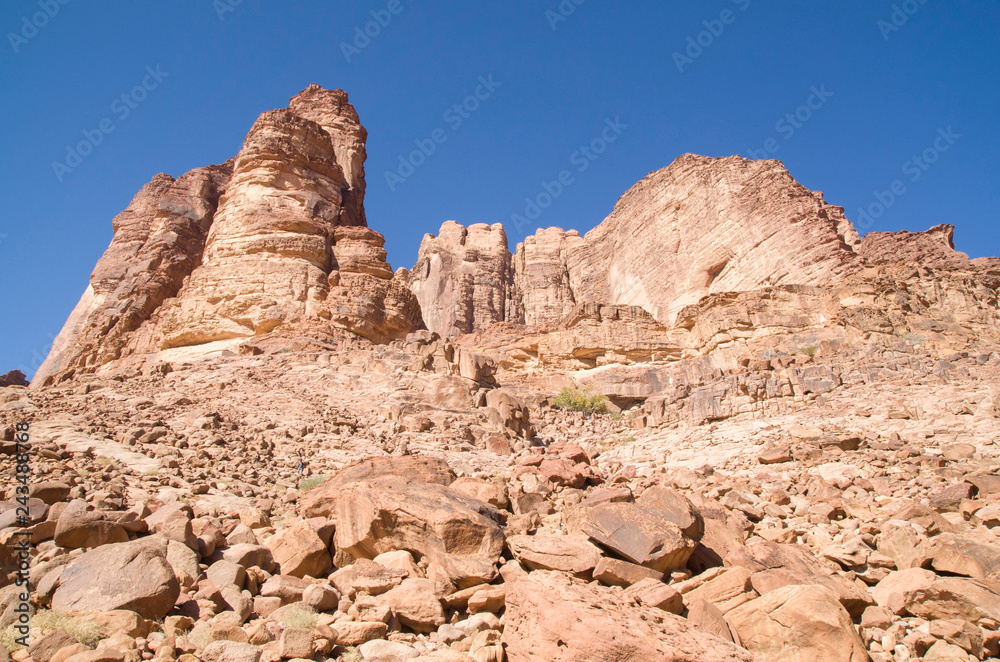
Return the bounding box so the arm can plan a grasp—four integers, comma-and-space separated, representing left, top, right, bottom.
377, 578, 446, 634
300, 457, 504, 588
727, 584, 869, 662
507, 535, 602, 578
265, 519, 331, 578
931, 533, 1000, 580
726, 540, 873, 617
872, 568, 1000, 624
53, 501, 129, 549
503, 570, 751, 661
575, 502, 696, 573
51, 537, 180, 619
637, 486, 705, 541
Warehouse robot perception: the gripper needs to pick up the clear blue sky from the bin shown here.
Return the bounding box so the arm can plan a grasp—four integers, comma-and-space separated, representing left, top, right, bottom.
1, 1, 997, 378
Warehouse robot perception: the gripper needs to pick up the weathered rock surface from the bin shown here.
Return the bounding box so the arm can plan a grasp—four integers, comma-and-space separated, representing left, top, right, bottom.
34, 84, 420, 388
856, 224, 973, 269
11, 84, 1000, 662
409, 221, 517, 337
153, 102, 418, 348
514, 154, 860, 327
50, 537, 180, 619
503, 570, 752, 661
34, 164, 231, 385
300, 456, 504, 588
727, 585, 869, 662
0, 370, 29, 387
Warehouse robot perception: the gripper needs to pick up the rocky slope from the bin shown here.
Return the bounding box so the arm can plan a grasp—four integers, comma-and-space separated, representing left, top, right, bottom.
6, 84, 1000, 662
3, 334, 1000, 662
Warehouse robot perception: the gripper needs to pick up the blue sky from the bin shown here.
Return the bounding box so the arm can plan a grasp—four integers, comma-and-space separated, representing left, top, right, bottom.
1, 1, 998, 378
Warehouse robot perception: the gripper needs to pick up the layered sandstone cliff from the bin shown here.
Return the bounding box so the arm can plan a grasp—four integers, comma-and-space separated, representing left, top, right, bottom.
410, 154, 865, 336
34, 85, 421, 388
408, 221, 518, 338
34, 87, 998, 389
856, 223, 971, 269
515, 154, 862, 328
35, 164, 232, 383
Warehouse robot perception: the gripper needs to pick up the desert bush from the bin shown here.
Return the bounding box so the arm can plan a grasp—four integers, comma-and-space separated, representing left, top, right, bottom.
34, 611, 104, 647
0, 626, 24, 652
553, 387, 609, 414
278, 606, 317, 630
299, 474, 326, 491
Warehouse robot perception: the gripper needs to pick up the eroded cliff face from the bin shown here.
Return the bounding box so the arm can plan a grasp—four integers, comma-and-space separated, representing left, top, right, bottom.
856, 223, 970, 269
411, 154, 864, 335
34, 85, 421, 388
517, 154, 862, 328
408, 221, 517, 338
34, 88, 999, 389
35, 164, 232, 384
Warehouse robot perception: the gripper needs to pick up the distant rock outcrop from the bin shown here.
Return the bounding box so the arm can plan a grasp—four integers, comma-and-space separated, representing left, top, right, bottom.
514, 154, 862, 327
415, 155, 868, 335
0, 370, 29, 387
408, 221, 519, 338
856, 224, 972, 269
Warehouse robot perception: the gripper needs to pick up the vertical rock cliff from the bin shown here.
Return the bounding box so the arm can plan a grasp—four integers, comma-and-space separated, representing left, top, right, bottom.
34, 85, 421, 387
408, 221, 517, 338
410, 154, 863, 335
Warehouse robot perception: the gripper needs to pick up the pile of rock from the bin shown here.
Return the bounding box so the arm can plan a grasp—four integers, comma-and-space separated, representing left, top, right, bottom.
6, 423, 998, 662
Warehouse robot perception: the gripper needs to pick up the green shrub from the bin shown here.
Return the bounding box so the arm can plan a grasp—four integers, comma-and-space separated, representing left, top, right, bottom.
801, 346, 818, 358
553, 387, 609, 415
299, 474, 326, 491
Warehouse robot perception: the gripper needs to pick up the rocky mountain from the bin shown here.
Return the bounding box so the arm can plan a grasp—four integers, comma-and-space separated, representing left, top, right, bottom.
5, 85, 1000, 662
34, 85, 421, 388
34, 85, 998, 389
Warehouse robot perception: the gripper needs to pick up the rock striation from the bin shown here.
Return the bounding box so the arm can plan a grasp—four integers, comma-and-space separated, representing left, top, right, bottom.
408, 221, 518, 338
856, 223, 972, 269
34, 85, 421, 388
513, 154, 861, 327
35, 165, 232, 384
33, 88, 1000, 401
10, 86, 1000, 662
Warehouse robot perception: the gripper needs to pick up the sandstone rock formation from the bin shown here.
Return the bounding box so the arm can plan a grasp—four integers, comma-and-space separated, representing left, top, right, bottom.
35, 164, 231, 384
510, 226, 585, 327
503, 571, 752, 661
50, 537, 180, 620
408, 221, 517, 338
0, 371, 28, 387
33, 85, 420, 388
513, 154, 861, 327
856, 224, 972, 269
299, 456, 505, 588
